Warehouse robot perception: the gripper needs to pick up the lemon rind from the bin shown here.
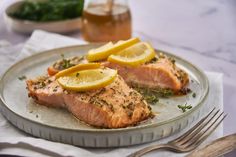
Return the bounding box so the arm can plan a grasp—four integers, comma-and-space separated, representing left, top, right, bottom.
108, 42, 156, 67
87, 38, 140, 62
57, 69, 117, 92
55, 63, 101, 79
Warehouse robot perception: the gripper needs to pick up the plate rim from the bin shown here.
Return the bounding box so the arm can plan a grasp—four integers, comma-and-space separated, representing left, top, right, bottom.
0, 44, 209, 133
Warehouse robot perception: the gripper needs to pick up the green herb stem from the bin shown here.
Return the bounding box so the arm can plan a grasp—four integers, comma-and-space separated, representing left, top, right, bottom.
178, 103, 192, 112
133, 86, 174, 104
18, 75, 27, 81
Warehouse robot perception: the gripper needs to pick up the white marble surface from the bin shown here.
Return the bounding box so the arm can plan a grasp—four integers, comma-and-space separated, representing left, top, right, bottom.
0, 0, 236, 156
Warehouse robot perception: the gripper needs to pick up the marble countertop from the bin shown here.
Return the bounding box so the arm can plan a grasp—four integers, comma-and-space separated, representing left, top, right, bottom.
0, 0, 236, 156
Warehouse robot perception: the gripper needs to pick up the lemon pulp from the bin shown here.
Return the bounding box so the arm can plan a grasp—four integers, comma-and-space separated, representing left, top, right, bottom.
87, 38, 140, 62
57, 68, 117, 91
55, 63, 101, 79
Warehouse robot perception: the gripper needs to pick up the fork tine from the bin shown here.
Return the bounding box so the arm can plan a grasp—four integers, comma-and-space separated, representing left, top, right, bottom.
184, 112, 227, 148
192, 114, 227, 147
176, 109, 221, 145
172, 107, 216, 143
127, 109, 226, 157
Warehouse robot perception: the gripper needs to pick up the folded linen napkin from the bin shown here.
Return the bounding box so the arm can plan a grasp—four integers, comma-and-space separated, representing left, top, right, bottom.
0, 30, 223, 157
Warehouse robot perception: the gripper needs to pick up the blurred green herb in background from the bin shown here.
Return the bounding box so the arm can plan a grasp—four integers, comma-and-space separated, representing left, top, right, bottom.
9, 0, 84, 22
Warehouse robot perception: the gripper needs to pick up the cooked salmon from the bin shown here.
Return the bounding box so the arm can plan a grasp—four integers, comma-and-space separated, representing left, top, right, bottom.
26, 75, 152, 128
47, 54, 189, 92
47, 56, 88, 76
103, 55, 189, 91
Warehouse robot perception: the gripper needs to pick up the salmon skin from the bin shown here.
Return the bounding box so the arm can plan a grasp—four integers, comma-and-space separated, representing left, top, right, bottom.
26, 75, 152, 128
48, 53, 189, 92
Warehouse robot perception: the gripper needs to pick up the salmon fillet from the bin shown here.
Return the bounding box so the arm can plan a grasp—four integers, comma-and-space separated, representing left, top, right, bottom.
26, 75, 152, 128
103, 55, 189, 91
48, 54, 189, 91
47, 56, 88, 76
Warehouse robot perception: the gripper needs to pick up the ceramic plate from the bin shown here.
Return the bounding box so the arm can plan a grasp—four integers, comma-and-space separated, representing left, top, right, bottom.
0, 44, 209, 147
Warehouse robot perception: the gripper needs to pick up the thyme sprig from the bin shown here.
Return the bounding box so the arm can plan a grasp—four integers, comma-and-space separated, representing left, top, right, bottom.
61, 54, 75, 69
178, 103, 192, 112
18, 75, 27, 81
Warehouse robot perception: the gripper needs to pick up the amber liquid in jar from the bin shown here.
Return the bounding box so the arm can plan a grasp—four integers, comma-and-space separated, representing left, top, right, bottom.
82, 4, 132, 42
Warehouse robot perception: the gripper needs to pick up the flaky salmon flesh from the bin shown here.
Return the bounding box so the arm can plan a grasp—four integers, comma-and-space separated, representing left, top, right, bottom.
48, 54, 189, 91
104, 55, 189, 91
26, 75, 152, 128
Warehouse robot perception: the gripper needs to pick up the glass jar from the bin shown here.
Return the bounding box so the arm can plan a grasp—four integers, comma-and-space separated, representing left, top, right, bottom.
81, 0, 132, 42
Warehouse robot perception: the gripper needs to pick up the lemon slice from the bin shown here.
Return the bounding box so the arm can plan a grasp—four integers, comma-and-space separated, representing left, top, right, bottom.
87, 38, 140, 62
108, 42, 156, 67
55, 63, 101, 79
57, 68, 117, 91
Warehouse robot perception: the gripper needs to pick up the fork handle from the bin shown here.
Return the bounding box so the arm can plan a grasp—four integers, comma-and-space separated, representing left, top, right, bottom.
187, 133, 236, 157
127, 144, 169, 157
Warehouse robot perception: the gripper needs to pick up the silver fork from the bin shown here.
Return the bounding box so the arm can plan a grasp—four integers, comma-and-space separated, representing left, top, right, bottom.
128, 108, 227, 157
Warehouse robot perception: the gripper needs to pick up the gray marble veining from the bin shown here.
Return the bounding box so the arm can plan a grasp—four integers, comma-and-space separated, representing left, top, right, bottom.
131, 0, 236, 64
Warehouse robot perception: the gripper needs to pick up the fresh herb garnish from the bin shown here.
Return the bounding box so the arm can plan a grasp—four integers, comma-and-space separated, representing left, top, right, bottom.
133, 85, 173, 104
18, 75, 27, 81
145, 94, 159, 104
178, 103, 192, 112
61, 54, 65, 58
9, 0, 84, 22
169, 58, 175, 64
39, 81, 46, 88
178, 88, 192, 95
192, 93, 196, 98
147, 57, 158, 64
61, 54, 75, 69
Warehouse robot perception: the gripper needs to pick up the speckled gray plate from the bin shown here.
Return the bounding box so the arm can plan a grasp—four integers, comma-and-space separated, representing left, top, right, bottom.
0, 44, 209, 147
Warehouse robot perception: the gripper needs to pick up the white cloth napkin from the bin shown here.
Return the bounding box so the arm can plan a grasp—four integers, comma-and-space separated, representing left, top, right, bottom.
0, 30, 223, 157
